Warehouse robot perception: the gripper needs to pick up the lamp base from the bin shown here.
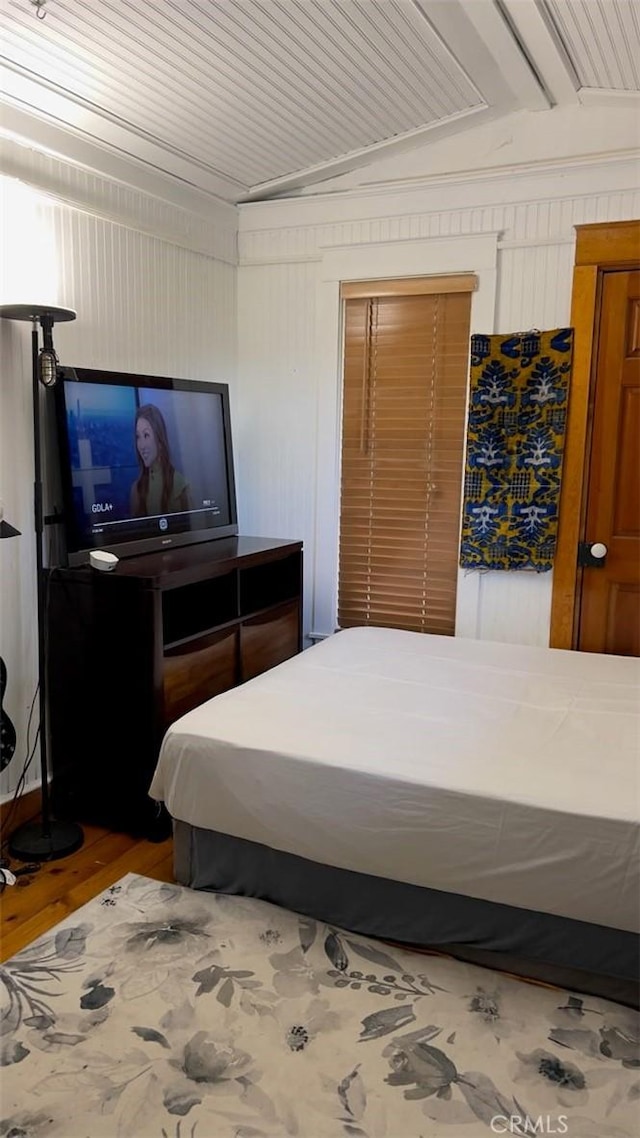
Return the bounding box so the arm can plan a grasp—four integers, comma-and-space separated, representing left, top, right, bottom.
9, 819, 84, 862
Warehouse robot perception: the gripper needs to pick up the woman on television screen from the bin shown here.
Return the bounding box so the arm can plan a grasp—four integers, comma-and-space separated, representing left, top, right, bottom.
130, 403, 192, 518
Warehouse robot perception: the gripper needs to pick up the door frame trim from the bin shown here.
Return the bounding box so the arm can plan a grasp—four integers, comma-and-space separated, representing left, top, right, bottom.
550, 219, 640, 648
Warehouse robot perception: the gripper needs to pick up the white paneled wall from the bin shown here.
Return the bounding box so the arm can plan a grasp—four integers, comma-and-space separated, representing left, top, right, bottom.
49, 209, 236, 383
237, 260, 318, 637
0, 177, 237, 803
238, 162, 640, 648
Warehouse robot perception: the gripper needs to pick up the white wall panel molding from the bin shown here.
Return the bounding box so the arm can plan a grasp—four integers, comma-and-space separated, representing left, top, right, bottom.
498, 235, 575, 250
240, 182, 640, 268
236, 254, 322, 268
1, 125, 238, 264
239, 153, 640, 241
316, 231, 502, 281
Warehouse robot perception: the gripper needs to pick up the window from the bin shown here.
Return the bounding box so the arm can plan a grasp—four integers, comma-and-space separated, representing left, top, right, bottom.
338, 275, 475, 635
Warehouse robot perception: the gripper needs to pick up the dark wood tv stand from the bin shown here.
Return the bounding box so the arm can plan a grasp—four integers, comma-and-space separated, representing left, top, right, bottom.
47, 536, 303, 838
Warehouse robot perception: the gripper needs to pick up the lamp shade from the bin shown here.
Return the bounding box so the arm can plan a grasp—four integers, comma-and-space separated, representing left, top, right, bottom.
0, 177, 59, 309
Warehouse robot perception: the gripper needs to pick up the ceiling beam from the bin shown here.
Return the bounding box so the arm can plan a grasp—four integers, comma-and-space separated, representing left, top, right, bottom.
499, 0, 579, 105
457, 0, 551, 111
418, 0, 522, 113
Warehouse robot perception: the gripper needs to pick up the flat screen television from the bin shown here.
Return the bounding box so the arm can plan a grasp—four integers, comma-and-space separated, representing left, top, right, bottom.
55, 366, 238, 566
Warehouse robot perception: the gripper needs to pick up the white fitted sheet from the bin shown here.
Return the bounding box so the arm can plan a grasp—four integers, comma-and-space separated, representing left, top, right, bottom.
150, 627, 640, 933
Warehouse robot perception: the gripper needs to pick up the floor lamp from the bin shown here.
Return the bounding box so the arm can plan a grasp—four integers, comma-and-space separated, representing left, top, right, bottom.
0, 304, 84, 861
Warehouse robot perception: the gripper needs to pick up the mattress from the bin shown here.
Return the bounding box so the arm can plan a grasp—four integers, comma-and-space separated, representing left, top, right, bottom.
149, 626, 640, 934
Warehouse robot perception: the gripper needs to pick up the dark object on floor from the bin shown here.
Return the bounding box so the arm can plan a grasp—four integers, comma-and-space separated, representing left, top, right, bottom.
0, 657, 17, 771
13, 863, 42, 877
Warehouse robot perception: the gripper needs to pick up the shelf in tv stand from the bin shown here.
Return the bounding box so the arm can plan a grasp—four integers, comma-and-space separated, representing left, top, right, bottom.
163, 619, 237, 653
241, 597, 299, 625
163, 596, 299, 654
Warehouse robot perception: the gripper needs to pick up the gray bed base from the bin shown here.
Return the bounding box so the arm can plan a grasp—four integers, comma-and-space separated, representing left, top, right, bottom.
173, 820, 639, 1008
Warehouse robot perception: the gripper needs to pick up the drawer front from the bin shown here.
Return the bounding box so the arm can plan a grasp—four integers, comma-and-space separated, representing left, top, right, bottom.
163, 626, 238, 724
240, 600, 300, 682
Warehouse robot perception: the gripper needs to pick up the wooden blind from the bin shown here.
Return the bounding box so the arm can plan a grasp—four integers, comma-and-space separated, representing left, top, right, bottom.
338, 282, 473, 635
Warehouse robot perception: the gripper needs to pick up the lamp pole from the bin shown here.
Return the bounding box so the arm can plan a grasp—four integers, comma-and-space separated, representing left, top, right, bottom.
0, 304, 83, 861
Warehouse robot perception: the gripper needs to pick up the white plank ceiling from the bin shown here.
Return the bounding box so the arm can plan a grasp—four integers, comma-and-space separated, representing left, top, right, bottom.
0, 0, 638, 203
544, 0, 639, 90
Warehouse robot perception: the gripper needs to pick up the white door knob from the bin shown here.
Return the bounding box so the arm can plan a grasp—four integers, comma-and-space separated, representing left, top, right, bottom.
590, 542, 608, 559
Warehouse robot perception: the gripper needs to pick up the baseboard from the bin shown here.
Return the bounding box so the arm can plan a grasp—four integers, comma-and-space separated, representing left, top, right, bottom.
0, 786, 42, 841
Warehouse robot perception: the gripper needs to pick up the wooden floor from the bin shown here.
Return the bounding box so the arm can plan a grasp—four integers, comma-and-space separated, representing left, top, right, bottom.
0, 822, 173, 961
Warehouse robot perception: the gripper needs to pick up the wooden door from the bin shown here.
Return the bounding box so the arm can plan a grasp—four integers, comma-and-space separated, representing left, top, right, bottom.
577, 269, 640, 655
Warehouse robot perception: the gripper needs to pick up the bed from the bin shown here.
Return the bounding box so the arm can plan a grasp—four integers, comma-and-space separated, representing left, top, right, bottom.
149, 626, 640, 1004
